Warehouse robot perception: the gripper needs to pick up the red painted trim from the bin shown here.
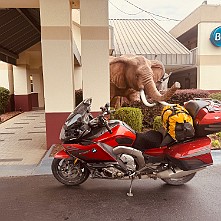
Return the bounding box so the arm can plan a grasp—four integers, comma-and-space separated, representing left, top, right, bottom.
14, 94, 32, 111
54, 150, 70, 159
45, 112, 70, 149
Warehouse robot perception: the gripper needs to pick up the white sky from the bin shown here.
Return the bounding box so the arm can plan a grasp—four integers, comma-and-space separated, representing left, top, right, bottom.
109, 0, 221, 31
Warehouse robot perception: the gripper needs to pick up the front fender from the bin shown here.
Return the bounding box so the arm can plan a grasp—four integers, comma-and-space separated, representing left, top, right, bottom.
54, 150, 70, 159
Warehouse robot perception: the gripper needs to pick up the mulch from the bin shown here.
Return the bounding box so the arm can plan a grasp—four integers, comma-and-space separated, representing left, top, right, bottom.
0, 111, 21, 123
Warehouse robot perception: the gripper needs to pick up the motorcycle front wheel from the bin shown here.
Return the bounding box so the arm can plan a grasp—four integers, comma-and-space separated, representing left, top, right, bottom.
51, 158, 90, 186
161, 173, 196, 186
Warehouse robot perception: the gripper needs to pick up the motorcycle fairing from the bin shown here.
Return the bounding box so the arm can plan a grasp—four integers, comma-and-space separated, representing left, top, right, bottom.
54, 149, 70, 159
93, 123, 136, 147
62, 142, 117, 162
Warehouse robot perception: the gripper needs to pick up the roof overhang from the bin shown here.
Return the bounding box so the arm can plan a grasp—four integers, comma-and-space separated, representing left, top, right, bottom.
0, 0, 80, 9
0, 8, 41, 65
170, 5, 221, 39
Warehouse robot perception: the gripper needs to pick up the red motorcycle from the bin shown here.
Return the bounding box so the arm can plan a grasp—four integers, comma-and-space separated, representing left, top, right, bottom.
51, 97, 221, 196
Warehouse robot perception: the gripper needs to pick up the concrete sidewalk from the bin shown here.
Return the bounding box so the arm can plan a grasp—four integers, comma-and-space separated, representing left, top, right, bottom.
0, 110, 47, 176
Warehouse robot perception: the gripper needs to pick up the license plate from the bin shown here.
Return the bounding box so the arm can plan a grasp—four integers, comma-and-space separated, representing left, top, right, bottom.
50, 144, 64, 157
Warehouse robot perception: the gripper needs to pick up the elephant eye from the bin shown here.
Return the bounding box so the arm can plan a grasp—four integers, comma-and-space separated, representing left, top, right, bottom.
135, 74, 139, 79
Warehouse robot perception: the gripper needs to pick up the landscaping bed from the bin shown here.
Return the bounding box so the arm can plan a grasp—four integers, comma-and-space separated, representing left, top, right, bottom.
0, 111, 21, 123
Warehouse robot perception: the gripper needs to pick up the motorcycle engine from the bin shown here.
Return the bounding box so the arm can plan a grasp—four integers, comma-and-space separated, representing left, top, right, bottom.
102, 154, 136, 178
120, 154, 136, 171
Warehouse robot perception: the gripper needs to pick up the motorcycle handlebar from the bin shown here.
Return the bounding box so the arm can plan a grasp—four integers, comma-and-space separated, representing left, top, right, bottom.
104, 121, 113, 134
98, 115, 112, 134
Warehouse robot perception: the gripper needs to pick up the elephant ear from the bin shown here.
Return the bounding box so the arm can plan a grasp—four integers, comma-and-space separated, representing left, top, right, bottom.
150, 60, 165, 83
110, 59, 127, 89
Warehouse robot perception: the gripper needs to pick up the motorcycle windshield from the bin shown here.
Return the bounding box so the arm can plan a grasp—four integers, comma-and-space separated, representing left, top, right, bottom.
65, 98, 92, 129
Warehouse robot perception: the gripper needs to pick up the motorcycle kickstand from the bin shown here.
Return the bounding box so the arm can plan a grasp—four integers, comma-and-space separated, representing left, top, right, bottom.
127, 176, 135, 197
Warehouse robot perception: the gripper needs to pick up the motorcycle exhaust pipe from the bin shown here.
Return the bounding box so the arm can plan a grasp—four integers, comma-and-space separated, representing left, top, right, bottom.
113, 146, 146, 169
157, 168, 203, 179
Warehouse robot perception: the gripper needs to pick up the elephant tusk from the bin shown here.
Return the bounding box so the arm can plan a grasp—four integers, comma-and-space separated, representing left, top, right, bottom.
140, 90, 156, 107
158, 101, 176, 106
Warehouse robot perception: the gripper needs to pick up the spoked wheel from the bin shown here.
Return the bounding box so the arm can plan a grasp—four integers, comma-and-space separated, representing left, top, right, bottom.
51, 158, 90, 186
161, 173, 196, 186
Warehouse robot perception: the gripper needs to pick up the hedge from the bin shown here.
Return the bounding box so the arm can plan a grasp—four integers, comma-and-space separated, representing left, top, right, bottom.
153, 116, 162, 131
0, 87, 10, 114
113, 107, 143, 132
123, 89, 210, 128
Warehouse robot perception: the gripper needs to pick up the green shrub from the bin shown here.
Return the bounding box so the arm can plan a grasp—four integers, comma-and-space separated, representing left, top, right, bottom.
123, 101, 163, 128
216, 132, 221, 138
153, 116, 162, 131
209, 92, 221, 101
211, 140, 220, 149
114, 107, 143, 132
0, 87, 10, 114
123, 89, 209, 128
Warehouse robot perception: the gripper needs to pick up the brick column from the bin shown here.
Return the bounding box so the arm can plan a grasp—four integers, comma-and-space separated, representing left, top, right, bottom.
13, 64, 32, 111
40, 0, 75, 148
31, 67, 45, 108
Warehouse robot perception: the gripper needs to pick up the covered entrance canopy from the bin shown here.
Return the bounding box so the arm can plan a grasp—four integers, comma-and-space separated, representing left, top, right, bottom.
0, 8, 41, 65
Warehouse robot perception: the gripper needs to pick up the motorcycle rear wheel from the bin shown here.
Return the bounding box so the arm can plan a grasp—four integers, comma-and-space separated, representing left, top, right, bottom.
52, 158, 90, 186
161, 173, 196, 186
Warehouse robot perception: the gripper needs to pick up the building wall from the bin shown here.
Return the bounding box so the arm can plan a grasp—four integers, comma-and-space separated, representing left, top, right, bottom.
72, 9, 81, 53
169, 68, 197, 89
197, 22, 221, 90
0, 62, 10, 90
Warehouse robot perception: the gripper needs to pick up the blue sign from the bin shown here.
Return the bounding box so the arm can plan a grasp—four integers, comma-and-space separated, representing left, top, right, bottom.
210, 26, 221, 47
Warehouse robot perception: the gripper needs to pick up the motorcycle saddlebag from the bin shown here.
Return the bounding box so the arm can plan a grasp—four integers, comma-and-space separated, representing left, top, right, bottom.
165, 137, 213, 171
185, 99, 221, 137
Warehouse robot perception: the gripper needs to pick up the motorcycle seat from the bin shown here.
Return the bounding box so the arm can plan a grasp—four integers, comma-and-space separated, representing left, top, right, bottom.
132, 130, 161, 151
132, 130, 175, 151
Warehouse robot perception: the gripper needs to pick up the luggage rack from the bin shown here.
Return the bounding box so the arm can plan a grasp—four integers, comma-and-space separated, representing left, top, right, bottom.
193, 98, 221, 111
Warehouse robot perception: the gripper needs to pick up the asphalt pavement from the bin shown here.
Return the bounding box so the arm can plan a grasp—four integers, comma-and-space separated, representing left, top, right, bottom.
0, 164, 221, 221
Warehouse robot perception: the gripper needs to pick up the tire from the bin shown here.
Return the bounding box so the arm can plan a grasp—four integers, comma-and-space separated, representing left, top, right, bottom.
161, 173, 196, 186
51, 158, 90, 186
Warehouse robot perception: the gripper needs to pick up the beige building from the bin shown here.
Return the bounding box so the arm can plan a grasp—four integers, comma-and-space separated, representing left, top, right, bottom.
170, 4, 221, 90
0, 0, 110, 148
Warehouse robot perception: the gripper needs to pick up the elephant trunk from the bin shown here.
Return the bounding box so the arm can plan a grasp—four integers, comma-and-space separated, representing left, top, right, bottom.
144, 79, 180, 102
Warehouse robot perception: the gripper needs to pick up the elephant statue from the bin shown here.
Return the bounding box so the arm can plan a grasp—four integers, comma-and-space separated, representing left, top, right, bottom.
110, 55, 180, 107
